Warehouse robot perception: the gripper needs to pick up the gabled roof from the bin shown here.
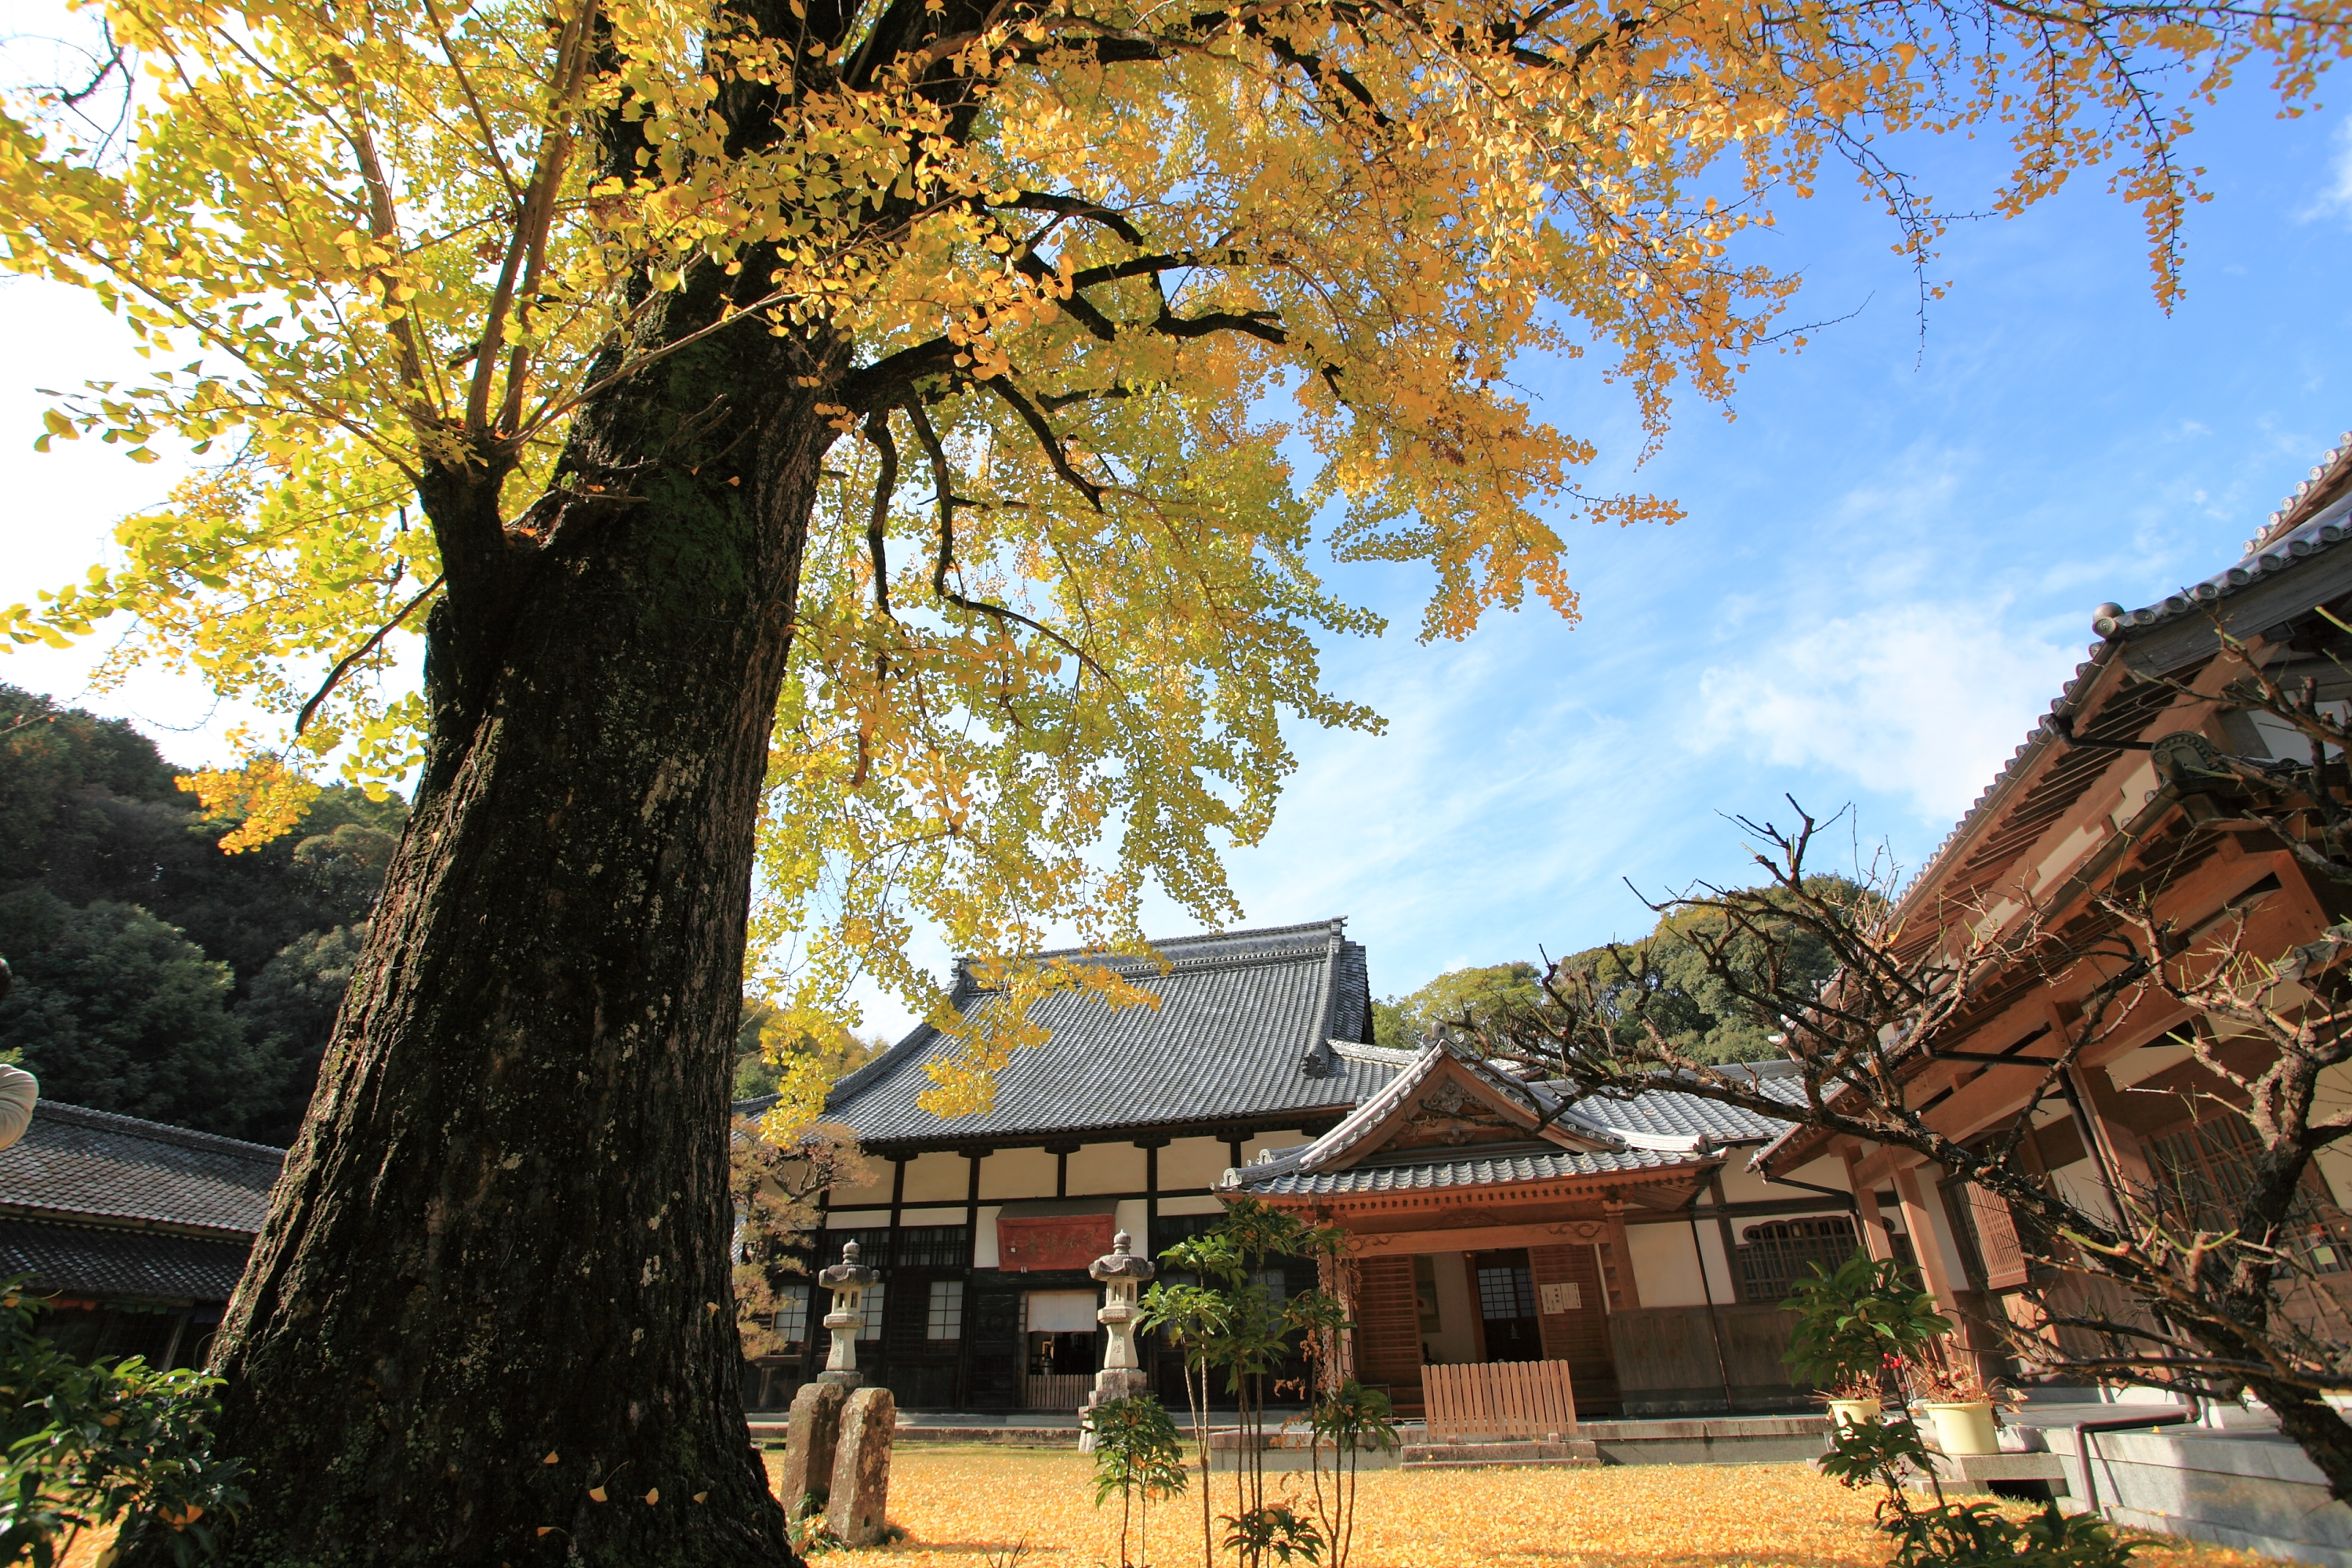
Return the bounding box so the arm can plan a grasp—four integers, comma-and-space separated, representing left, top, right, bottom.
0, 1102, 283, 1238
823, 919, 1390, 1146
1225, 1042, 1798, 1199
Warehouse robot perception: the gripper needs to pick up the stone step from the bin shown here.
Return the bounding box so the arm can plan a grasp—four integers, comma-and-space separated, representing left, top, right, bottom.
1402, 1439, 1600, 1469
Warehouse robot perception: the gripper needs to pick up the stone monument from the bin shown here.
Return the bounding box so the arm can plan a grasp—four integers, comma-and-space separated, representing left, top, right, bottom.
1077, 1229, 1156, 1451
779, 1240, 887, 1519
826, 1385, 897, 1547
775, 1381, 847, 1516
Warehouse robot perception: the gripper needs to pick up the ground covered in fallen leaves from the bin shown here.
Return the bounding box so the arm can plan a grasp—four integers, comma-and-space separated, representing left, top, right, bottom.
770, 1447, 2293, 1568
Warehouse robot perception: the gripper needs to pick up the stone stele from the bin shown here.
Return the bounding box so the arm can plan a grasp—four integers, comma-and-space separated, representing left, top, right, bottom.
825, 1385, 897, 1548
776, 1380, 849, 1515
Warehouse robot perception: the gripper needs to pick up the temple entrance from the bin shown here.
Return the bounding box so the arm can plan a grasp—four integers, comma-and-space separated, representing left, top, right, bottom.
1472, 1249, 1544, 1362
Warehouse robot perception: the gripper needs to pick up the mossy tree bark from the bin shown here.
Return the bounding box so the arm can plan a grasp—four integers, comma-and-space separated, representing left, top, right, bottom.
188, 294, 842, 1564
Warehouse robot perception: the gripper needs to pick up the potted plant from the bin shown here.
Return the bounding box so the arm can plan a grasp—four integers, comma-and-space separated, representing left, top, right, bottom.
1905, 1335, 2013, 1456
1781, 1252, 1952, 1426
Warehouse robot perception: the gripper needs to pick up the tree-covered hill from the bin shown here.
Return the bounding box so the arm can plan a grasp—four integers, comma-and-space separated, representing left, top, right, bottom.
0, 687, 405, 1142
1373, 880, 1856, 1065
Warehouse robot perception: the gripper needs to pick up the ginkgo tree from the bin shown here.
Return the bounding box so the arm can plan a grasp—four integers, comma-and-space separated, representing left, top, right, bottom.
2, 0, 2343, 1559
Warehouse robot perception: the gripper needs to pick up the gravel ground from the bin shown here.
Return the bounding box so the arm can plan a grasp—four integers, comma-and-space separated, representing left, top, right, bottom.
770, 1446, 2298, 1567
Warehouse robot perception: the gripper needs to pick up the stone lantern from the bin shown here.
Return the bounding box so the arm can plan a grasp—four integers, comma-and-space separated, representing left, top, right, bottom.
1079, 1230, 1156, 1449
816, 1239, 878, 1388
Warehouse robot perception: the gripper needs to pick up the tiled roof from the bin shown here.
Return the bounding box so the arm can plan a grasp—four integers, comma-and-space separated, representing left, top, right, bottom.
0, 1220, 251, 1304
1565, 1069, 1807, 1145
1234, 1138, 1708, 1196
0, 1103, 283, 1237
1225, 1047, 1798, 1196
824, 919, 1390, 1145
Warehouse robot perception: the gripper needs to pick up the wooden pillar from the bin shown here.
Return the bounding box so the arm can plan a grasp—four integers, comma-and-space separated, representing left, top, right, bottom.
954, 1149, 985, 1406
1602, 1207, 1642, 1309
1892, 1162, 1962, 1312
1843, 1147, 1895, 1262
1707, 1172, 1745, 1305
2069, 1062, 2159, 1195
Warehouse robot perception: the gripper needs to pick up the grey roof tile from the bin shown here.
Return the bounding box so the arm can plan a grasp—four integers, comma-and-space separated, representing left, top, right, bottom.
0, 1103, 283, 1236
1236, 1138, 1701, 1196
1567, 1073, 1805, 1145
0, 1220, 251, 1304
826, 920, 1389, 1144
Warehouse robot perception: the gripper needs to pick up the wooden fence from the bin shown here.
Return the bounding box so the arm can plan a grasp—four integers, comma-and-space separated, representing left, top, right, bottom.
1423, 1360, 1579, 1439
1022, 1373, 1092, 1410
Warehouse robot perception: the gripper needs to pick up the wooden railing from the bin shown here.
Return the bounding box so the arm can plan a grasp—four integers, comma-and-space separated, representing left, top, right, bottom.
1022, 1373, 1092, 1411
1423, 1359, 1578, 1439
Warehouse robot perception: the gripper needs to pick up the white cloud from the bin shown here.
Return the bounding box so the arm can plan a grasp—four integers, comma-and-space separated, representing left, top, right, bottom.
2293, 120, 2352, 223
1695, 603, 2079, 822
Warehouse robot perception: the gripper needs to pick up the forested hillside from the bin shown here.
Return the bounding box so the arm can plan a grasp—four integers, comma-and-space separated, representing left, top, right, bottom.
0, 686, 405, 1142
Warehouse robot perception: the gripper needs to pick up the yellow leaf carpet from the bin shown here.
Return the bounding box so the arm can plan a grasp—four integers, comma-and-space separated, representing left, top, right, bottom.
768, 1448, 2293, 1567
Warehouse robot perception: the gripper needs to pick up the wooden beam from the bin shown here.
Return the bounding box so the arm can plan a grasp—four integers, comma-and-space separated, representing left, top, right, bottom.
1342, 1220, 1616, 1258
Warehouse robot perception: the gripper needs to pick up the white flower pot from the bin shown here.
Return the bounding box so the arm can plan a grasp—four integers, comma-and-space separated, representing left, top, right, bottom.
1922, 1399, 1998, 1455
1825, 1397, 1882, 1429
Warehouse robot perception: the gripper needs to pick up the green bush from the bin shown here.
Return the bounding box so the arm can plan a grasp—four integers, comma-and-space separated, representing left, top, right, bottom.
0, 1283, 246, 1566
1782, 1250, 1951, 1397
1818, 1410, 2139, 1568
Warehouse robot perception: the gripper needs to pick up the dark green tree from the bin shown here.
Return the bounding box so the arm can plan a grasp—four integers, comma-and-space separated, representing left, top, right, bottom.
1370, 963, 1545, 1051
234, 925, 372, 1145
0, 891, 278, 1135
1377, 880, 1857, 1064
0, 687, 408, 1140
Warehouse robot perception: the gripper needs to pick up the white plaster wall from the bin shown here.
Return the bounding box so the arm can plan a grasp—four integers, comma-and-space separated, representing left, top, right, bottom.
979, 1146, 1058, 1201
974, 1205, 1004, 1268
897, 1207, 966, 1226
1115, 1198, 1149, 1247
1156, 1193, 1224, 1218
1067, 1142, 1146, 1195
902, 1151, 967, 1203
1425, 1251, 1480, 1364
1160, 1137, 1229, 1190
1628, 1221, 1709, 1307
2048, 1160, 2115, 1228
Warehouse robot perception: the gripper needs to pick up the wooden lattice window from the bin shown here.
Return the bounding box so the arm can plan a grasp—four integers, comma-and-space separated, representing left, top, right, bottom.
1737, 1216, 1861, 1305
2145, 1115, 2349, 1275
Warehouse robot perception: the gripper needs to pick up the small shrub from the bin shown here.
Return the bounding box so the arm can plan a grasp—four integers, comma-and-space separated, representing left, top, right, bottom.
1089, 1394, 1187, 1568
0, 1281, 246, 1567
1221, 1503, 1323, 1565
1783, 1251, 1952, 1399
1818, 1414, 2139, 1568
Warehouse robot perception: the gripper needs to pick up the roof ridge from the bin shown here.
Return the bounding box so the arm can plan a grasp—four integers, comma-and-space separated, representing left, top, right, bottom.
32, 1102, 288, 1164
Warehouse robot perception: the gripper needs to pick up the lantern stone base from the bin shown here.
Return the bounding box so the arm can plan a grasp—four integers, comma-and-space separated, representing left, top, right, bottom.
1077, 1368, 1154, 1452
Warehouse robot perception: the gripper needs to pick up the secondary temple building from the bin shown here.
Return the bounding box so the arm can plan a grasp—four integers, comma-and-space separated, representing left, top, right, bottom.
742, 918, 1866, 1415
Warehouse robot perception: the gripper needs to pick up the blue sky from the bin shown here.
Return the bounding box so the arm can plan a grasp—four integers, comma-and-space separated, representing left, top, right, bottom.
3, 77, 2348, 1036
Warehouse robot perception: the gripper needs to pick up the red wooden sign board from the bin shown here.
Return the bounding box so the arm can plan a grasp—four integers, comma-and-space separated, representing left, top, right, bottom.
998, 1214, 1116, 1272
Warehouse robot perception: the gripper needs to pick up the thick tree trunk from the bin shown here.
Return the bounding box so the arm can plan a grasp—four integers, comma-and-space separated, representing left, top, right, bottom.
187, 329, 837, 1565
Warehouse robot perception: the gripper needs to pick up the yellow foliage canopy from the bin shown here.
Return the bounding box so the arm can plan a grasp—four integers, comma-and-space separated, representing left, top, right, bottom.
2, 0, 2339, 1112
